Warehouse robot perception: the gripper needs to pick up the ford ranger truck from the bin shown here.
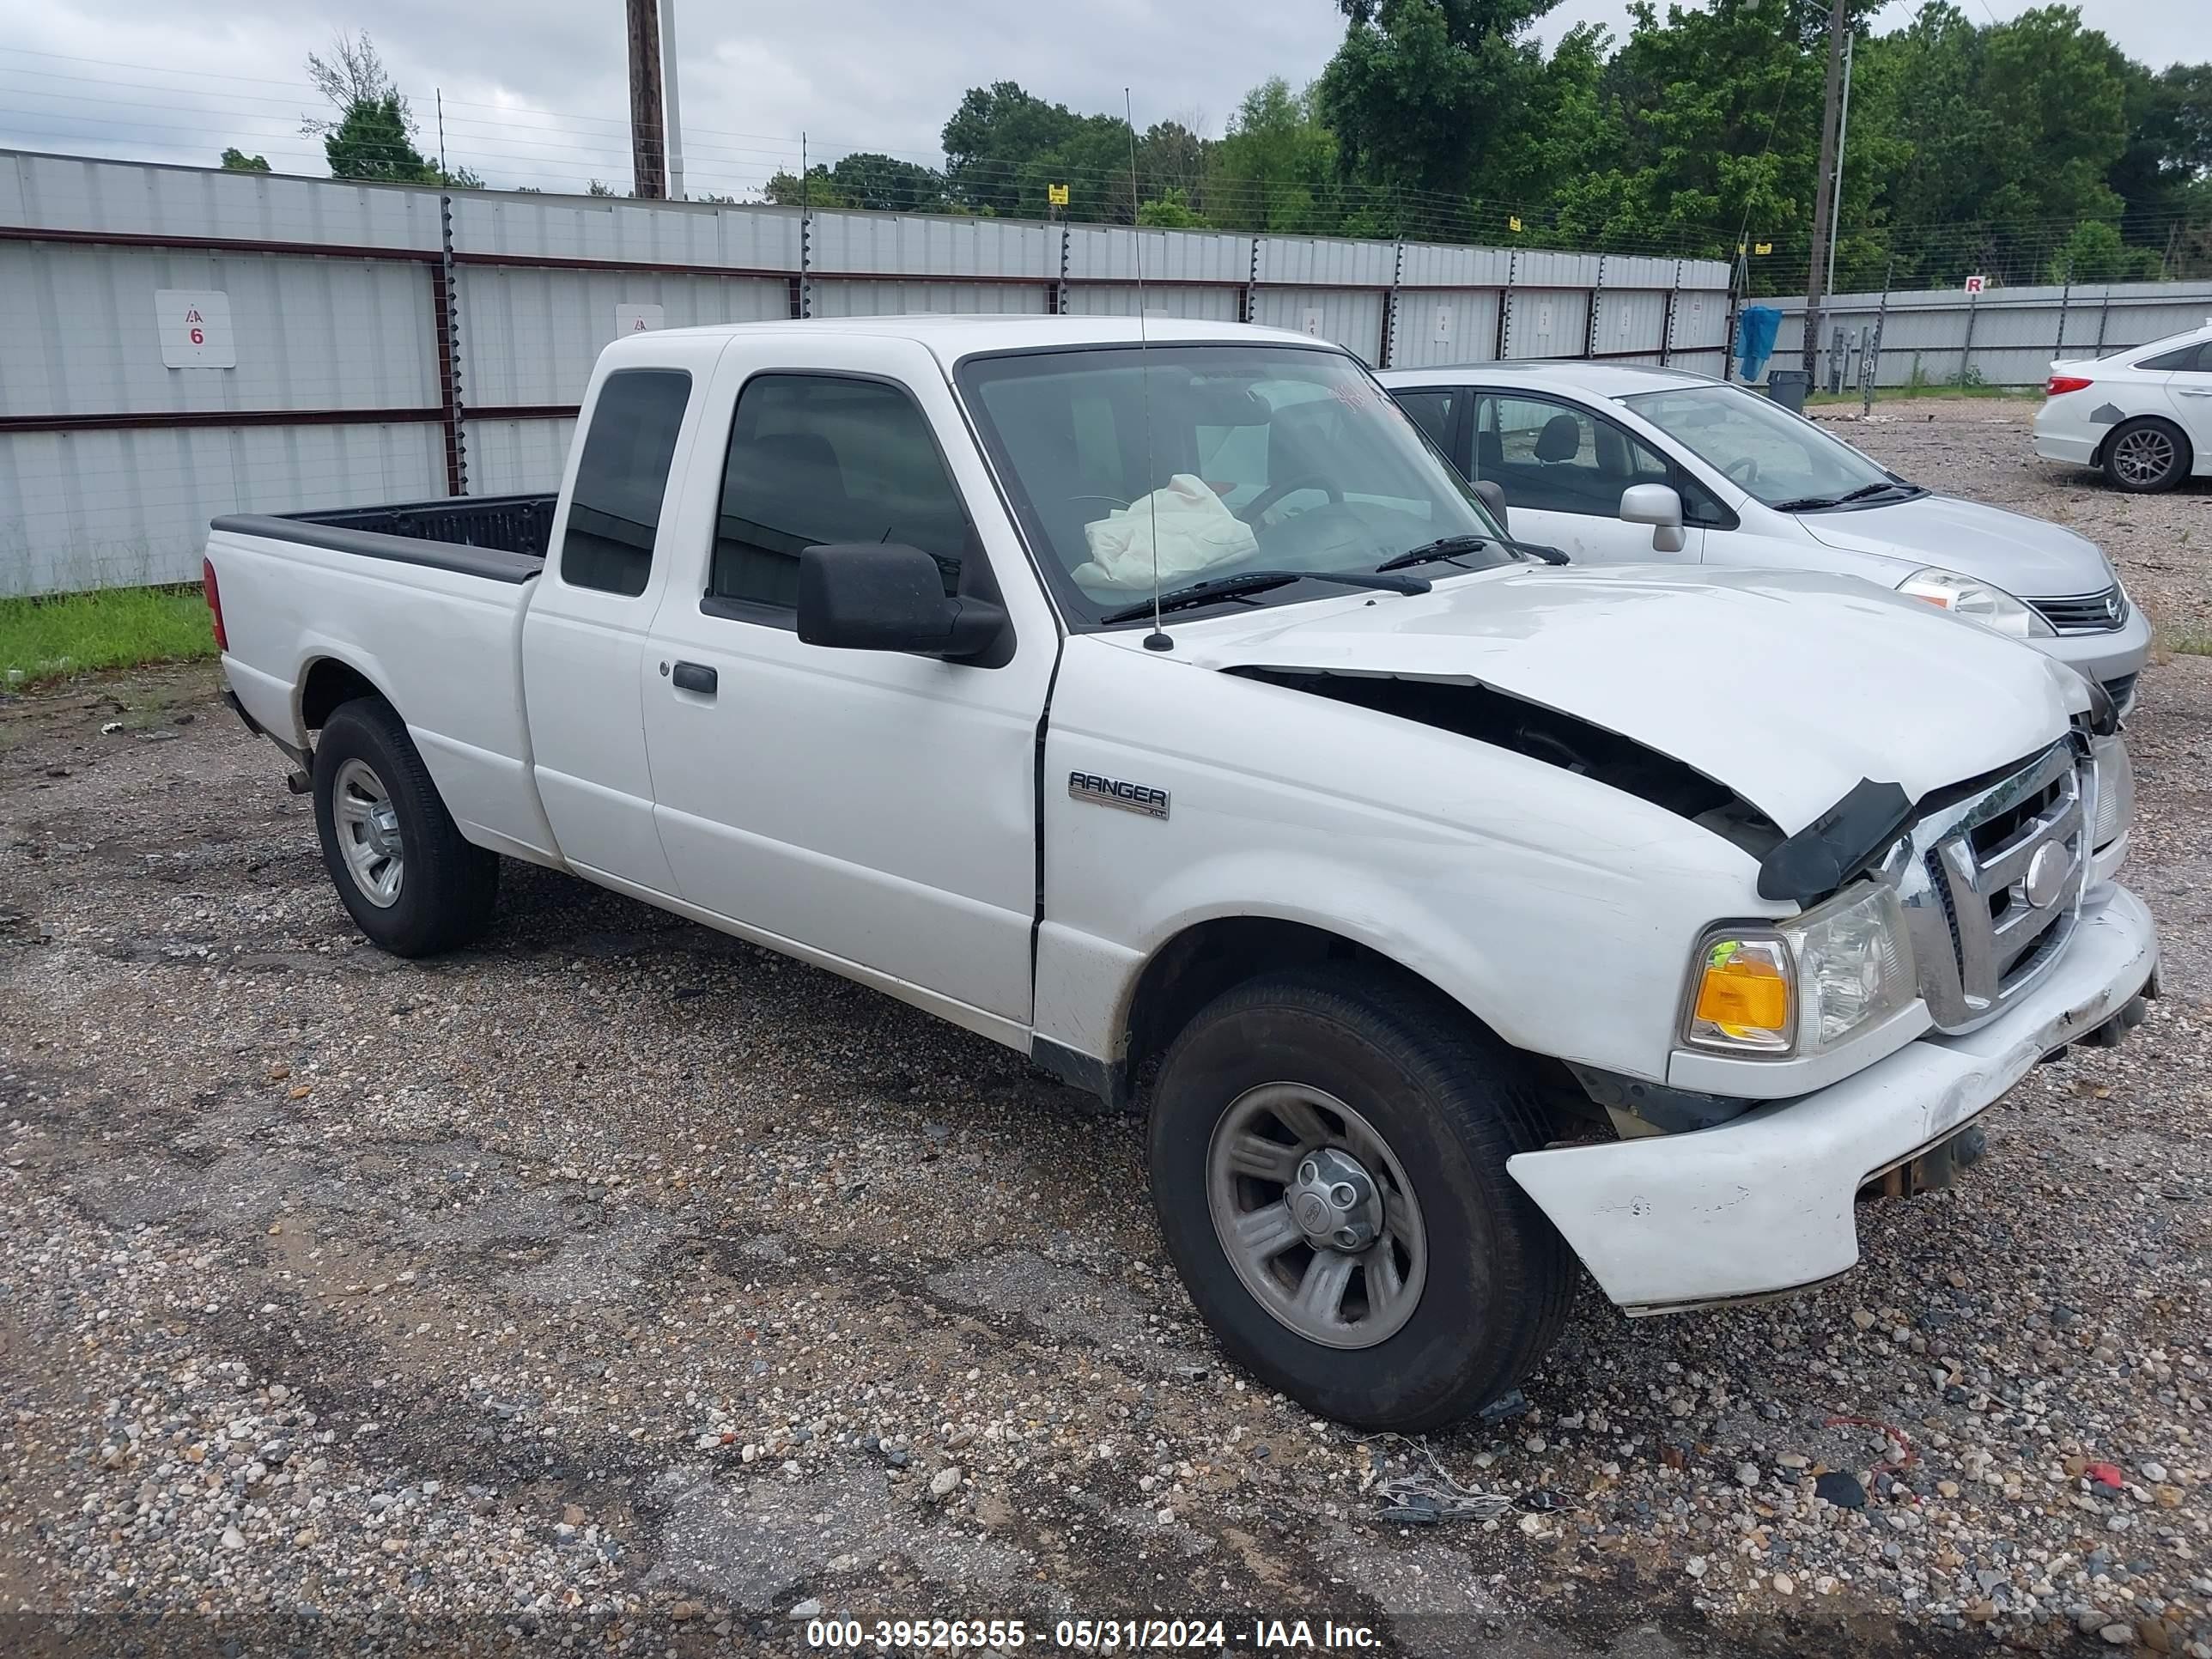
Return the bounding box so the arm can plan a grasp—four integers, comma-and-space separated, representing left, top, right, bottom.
205, 316, 2160, 1431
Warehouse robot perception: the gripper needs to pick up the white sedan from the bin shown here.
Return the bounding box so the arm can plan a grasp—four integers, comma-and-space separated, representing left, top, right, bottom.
2033, 319, 2212, 493
1377, 362, 2150, 708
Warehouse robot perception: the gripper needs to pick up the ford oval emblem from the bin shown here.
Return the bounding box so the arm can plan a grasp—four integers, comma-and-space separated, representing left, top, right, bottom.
2024, 842, 2069, 909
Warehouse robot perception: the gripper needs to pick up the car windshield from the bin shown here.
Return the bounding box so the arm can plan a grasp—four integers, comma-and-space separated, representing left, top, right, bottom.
957, 343, 1512, 628
1620, 383, 1904, 509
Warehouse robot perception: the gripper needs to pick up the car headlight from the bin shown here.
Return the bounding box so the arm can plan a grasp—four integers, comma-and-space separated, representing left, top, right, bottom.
1897, 568, 2053, 640
1684, 883, 1916, 1059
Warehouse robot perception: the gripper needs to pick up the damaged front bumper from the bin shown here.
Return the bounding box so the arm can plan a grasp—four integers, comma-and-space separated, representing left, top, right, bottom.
1506, 884, 2159, 1314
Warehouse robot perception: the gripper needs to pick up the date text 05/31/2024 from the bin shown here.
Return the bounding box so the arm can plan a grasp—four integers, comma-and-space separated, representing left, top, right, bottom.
805, 1617, 1382, 1651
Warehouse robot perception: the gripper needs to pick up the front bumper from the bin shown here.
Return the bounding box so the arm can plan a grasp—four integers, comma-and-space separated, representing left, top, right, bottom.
1507, 884, 2159, 1312
2034, 601, 2151, 702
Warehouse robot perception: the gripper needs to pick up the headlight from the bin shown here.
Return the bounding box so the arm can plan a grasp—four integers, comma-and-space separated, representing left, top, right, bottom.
1684, 884, 1916, 1059
1897, 568, 2053, 640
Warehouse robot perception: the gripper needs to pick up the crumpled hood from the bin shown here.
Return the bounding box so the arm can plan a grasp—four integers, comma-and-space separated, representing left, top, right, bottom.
1796, 493, 2114, 599
1146, 563, 2087, 835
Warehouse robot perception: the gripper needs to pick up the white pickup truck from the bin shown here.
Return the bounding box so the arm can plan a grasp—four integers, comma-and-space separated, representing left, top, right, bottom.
207, 315, 2160, 1430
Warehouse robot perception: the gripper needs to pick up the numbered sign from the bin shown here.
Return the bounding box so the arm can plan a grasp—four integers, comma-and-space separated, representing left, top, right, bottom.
1431, 304, 1453, 345
1300, 307, 1323, 337
615, 303, 665, 335
155, 289, 235, 368
1534, 300, 1554, 337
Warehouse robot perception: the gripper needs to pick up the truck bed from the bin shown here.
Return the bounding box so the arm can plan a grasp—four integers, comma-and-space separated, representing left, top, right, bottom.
210, 494, 556, 586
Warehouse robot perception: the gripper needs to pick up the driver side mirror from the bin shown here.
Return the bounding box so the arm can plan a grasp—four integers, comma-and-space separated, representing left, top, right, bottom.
796, 544, 1008, 661
1620, 483, 1687, 553
1472, 478, 1509, 532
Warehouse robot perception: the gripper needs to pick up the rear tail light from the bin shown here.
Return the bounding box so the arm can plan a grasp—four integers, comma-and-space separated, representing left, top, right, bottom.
2045, 374, 2093, 396
203, 556, 228, 652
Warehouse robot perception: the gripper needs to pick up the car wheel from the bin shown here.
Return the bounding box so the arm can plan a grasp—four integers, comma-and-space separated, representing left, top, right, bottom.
2102, 416, 2190, 493
313, 696, 499, 957
1146, 966, 1574, 1431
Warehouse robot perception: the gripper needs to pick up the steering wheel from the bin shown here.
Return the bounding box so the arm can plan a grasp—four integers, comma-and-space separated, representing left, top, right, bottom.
1723, 455, 1760, 485
1238, 474, 1343, 525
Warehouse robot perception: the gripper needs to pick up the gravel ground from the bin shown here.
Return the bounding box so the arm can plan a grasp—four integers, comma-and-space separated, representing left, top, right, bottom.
3, 418, 2209, 1657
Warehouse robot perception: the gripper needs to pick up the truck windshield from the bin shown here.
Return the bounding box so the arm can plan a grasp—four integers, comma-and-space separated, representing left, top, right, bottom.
957, 343, 1512, 629
1620, 383, 1914, 511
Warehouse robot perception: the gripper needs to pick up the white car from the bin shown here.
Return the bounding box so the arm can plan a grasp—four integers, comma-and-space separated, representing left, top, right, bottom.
205, 316, 2158, 1429
2033, 319, 2212, 493
1378, 362, 2150, 709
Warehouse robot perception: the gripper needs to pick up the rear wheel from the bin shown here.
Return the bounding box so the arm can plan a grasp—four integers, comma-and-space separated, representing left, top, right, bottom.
2102, 416, 2189, 493
312, 697, 498, 957
1146, 966, 1574, 1431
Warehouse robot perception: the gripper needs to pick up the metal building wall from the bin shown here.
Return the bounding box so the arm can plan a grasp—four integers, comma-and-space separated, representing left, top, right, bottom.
3, 149, 1737, 594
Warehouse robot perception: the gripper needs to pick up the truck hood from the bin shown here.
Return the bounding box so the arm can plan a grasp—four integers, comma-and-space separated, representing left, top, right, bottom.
1139, 563, 2086, 836
1796, 492, 2114, 599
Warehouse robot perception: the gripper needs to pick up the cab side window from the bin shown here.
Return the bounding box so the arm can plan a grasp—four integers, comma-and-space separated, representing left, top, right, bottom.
559, 369, 693, 597
708, 374, 971, 620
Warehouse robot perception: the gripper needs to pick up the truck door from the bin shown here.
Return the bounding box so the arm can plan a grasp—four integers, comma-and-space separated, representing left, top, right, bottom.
520, 352, 714, 894
640, 348, 1052, 1032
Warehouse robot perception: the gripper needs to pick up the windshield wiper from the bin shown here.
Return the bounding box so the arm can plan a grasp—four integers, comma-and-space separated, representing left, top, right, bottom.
1776, 479, 1923, 513
1096, 568, 1431, 625
1376, 533, 1569, 573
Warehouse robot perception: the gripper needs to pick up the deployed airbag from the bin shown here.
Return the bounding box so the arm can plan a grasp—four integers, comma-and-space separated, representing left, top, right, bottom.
1076, 475, 1258, 592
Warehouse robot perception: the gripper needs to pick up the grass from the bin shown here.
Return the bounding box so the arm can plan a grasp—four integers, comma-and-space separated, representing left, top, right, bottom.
1806, 382, 2040, 406
0, 584, 218, 690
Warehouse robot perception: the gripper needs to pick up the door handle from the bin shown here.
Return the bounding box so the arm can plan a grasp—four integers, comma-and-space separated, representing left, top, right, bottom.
2176, 388, 2212, 398
672, 660, 717, 696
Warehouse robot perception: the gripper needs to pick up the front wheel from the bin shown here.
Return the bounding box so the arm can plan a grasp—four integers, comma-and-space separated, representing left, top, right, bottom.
2102, 416, 2190, 493
1146, 967, 1574, 1431
312, 696, 499, 957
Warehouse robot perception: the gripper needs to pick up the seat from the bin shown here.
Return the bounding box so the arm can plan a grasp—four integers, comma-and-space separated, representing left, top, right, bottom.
1534, 414, 1584, 464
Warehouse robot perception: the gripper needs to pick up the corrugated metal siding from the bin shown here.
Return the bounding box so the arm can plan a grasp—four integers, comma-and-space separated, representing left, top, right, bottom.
1387, 290, 1502, 368
1063, 283, 1239, 321
807, 280, 1049, 317
809, 211, 1053, 279
1399, 243, 1513, 288
1066, 224, 1250, 284
1769, 278, 2212, 386
0, 422, 445, 595
1594, 288, 1669, 357
0, 242, 436, 418
447, 191, 804, 271
1258, 238, 1395, 289
1502, 289, 1589, 358
457, 266, 786, 407
462, 417, 574, 497
1249, 288, 1387, 363
3, 150, 442, 251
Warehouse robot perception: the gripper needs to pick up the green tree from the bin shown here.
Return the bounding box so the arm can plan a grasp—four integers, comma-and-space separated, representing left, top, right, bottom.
220, 147, 270, 173
1316, 0, 1560, 220
826, 153, 949, 213
301, 32, 482, 188
1136, 188, 1208, 228
1206, 78, 1341, 233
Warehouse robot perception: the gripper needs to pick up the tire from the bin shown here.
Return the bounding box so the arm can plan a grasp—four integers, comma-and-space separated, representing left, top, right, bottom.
2101, 416, 2190, 493
312, 696, 499, 957
1146, 966, 1574, 1431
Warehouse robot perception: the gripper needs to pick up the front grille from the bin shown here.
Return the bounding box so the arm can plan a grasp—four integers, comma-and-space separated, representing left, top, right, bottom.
2102, 672, 2138, 713
2028, 585, 2128, 635
1896, 743, 2088, 1033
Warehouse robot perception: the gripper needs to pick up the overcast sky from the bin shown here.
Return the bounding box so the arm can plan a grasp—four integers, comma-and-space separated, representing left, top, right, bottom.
0, 0, 2200, 197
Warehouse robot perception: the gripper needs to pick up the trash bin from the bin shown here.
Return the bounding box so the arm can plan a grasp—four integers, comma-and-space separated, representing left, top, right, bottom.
1765, 368, 1811, 413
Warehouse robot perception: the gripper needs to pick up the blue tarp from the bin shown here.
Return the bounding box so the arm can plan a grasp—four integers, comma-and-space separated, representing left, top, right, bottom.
1736, 305, 1781, 381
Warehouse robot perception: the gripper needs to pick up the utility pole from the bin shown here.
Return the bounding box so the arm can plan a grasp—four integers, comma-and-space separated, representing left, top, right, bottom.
1825, 29, 1854, 297
624, 0, 668, 199
661, 0, 684, 199
1801, 0, 1849, 378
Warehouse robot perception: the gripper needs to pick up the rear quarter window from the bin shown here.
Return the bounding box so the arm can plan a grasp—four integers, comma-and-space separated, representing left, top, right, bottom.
559, 369, 693, 597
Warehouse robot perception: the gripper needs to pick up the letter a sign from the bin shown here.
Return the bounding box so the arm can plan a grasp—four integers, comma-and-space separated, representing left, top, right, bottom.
156, 290, 236, 368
